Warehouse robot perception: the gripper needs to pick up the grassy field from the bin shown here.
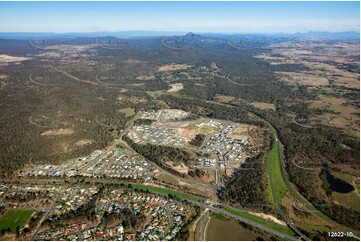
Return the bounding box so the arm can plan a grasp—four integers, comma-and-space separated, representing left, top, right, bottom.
199, 126, 216, 134
210, 212, 229, 221
0, 210, 34, 232
309, 96, 359, 131
131, 184, 201, 202
268, 142, 288, 205
186, 120, 219, 135
223, 207, 295, 237
332, 192, 359, 212
205, 215, 264, 241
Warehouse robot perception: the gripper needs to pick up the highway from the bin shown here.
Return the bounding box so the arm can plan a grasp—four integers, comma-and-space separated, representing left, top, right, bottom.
204, 97, 358, 240
1, 178, 298, 241
143, 95, 311, 240
189, 200, 297, 241
7, 95, 357, 241
196, 209, 210, 241
256, 113, 359, 240
134, 95, 357, 240
256, 114, 309, 241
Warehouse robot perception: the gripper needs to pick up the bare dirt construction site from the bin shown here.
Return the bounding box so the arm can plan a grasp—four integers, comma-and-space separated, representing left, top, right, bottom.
129, 110, 266, 188
40, 128, 75, 136
167, 83, 184, 93
157, 63, 192, 72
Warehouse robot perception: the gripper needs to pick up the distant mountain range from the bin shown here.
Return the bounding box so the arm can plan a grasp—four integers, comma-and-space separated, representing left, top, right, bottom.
0, 31, 188, 40
0, 31, 359, 40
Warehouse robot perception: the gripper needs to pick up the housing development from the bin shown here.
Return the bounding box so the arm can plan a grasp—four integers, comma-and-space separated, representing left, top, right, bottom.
0, 1, 360, 241
20, 148, 158, 181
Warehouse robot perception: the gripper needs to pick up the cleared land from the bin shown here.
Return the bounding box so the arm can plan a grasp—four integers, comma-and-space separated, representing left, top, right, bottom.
258, 41, 360, 90
0, 54, 32, 63
157, 64, 192, 72
205, 215, 262, 241
119, 107, 135, 118
309, 96, 359, 132
215, 95, 236, 103
40, 128, 75, 136
276, 71, 329, 86
167, 83, 184, 93
223, 207, 295, 236
252, 102, 276, 110
248, 212, 286, 226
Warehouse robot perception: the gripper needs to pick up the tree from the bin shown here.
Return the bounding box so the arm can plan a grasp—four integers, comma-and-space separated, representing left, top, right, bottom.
15, 225, 20, 237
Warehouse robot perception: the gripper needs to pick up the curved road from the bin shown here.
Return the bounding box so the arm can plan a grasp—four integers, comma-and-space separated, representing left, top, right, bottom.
10, 94, 357, 241
255, 113, 359, 240
190, 201, 297, 241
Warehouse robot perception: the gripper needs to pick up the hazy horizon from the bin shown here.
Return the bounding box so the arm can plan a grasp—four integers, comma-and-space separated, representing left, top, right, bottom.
0, 2, 359, 33
0, 29, 360, 34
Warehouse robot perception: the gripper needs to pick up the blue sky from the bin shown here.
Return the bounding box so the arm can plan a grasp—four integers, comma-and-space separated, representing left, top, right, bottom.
0, 1, 359, 33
